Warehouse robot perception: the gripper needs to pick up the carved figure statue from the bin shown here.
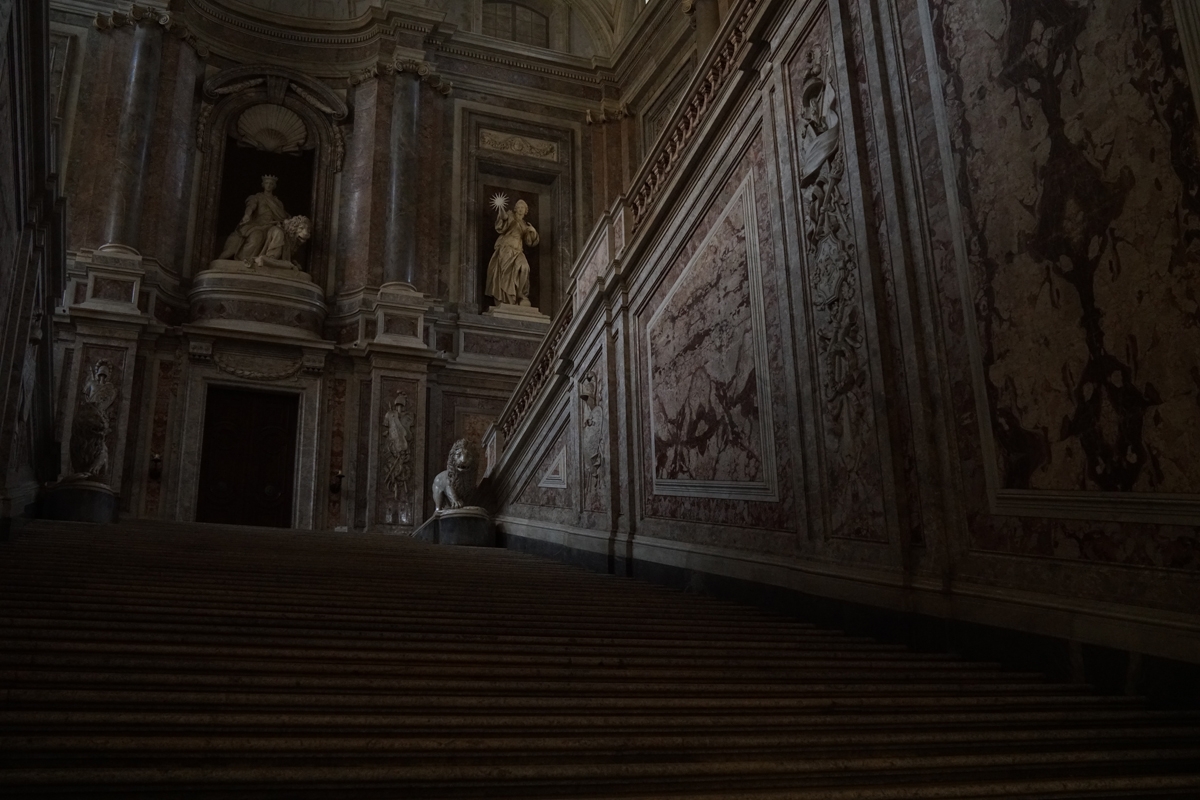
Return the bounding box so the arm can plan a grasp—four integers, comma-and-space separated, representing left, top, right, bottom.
484, 194, 540, 307
432, 438, 478, 512
382, 391, 415, 502
68, 360, 118, 480
217, 174, 289, 261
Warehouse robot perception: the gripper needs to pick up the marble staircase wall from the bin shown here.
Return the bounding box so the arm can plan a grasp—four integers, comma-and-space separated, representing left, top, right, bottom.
491, 0, 1200, 668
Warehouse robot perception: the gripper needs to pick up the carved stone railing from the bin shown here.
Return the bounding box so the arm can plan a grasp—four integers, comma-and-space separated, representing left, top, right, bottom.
629, 0, 761, 226
492, 296, 574, 440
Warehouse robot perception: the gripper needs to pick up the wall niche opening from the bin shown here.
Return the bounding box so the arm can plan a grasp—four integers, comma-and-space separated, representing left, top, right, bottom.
214, 137, 315, 269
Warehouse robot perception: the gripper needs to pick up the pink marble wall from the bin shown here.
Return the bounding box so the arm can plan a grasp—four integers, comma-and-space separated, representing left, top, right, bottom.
933, 0, 1200, 495
647, 188, 764, 486
635, 133, 798, 536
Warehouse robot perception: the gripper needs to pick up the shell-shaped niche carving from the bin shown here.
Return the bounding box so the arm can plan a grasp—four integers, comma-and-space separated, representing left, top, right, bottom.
235, 104, 309, 154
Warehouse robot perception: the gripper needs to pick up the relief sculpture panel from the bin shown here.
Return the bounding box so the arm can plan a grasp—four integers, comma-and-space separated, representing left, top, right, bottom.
932, 0, 1200, 494
578, 362, 608, 512
377, 381, 417, 526
789, 23, 886, 541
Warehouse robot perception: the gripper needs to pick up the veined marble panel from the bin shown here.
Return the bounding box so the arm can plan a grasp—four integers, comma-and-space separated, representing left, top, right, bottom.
933, 0, 1200, 496
646, 174, 778, 501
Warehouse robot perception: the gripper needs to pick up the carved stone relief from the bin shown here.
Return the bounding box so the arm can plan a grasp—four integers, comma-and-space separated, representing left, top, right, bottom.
791, 36, 884, 541
480, 129, 558, 161
578, 363, 608, 512
69, 357, 121, 480
380, 387, 416, 525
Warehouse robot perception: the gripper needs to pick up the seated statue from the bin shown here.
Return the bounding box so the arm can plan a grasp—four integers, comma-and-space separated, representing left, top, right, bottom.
216, 174, 311, 270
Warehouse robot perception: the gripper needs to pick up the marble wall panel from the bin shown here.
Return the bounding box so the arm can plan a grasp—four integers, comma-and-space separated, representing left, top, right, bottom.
142, 357, 179, 517
932, 0, 1200, 496
635, 131, 798, 535
646, 176, 773, 497
516, 428, 574, 509
325, 376, 347, 530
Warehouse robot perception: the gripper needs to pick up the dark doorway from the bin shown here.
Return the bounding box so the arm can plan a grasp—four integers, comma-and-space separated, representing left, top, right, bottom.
196, 386, 299, 528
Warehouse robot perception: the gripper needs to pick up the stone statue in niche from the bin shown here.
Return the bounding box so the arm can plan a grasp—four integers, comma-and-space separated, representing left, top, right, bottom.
485, 193, 540, 308
382, 390, 415, 509
432, 438, 479, 512
216, 174, 311, 270
68, 360, 118, 480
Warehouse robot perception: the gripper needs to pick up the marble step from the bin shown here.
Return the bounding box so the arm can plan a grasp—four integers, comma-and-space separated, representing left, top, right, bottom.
0, 653, 1049, 683
4, 749, 1200, 787
5, 707, 1196, 735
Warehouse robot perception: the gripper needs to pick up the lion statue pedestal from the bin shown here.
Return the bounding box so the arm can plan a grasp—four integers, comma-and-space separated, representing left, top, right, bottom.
412, 439, 495, 547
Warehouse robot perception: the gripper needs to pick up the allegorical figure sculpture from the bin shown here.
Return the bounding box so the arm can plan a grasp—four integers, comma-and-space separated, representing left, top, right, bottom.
382, 391, 415, 503
485, 194, 539, 307
217, 174, 311, 269
432, 439, 478, 512
68, 360, 118, 480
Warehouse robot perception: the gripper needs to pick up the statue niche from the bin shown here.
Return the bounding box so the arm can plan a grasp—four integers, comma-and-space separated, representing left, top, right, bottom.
480, 186, 548, 320
189, 101, 327, 339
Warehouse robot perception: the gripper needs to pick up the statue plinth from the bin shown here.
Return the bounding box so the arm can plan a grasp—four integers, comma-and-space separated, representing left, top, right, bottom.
189, 261, 327, 339
484, 303, 550, 324
412, 506, 495, 547
39, 479, 117, 524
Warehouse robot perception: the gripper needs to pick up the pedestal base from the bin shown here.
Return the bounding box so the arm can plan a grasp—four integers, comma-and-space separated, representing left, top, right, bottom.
484, 303, 550, 324
189, 261, 327, 339
39, 480, 117, 524
411, 506, 495, 546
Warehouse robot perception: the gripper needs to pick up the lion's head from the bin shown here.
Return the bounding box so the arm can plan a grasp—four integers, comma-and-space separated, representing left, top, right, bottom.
444, 438, 478, 499
282, 215, 311, 245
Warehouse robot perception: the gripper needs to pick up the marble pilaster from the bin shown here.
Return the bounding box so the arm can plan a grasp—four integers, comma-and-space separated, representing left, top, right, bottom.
383, 73, 421, 287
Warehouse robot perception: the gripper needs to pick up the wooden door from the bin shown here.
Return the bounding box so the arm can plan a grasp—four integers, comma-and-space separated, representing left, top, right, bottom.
195, 386, 298, 528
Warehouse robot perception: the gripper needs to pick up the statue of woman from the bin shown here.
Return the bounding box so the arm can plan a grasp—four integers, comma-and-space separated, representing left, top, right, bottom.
218, 174, 289, 261
485, 195, 540, 307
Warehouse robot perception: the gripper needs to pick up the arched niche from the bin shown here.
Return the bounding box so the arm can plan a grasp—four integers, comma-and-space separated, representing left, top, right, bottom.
194, 66, 347, 291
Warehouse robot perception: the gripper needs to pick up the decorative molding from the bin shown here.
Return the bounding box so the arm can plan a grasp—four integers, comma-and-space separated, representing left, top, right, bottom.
197, 66, 348, 171
348, 57, 453, 95
439, 44, 604, 84
497, 298, 575, 439
212, 352, 303, 382
190, 0, 384, 46
585, 101, 632, 125
629, 0, 759, 225
389, 56, 453, 96
479, 128, 558, 161
93, 4, 210, 58
537, 446, 568, 489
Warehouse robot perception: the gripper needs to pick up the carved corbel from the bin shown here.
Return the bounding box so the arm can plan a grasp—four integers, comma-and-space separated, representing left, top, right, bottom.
94, 5, 209, 58
585, 101, 632, 125
386, 56, 453, 96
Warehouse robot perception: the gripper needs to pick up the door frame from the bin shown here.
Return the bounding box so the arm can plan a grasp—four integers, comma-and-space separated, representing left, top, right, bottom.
174, 366, 324, 529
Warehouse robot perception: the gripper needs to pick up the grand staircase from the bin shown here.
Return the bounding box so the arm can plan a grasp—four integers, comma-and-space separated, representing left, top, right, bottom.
2, 520, 1199, 798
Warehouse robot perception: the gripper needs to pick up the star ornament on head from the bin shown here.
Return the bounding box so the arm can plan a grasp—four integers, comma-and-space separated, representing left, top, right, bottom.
490, 193, 509, 212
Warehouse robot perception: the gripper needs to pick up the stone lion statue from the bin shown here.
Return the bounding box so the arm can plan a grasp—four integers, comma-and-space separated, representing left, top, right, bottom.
252, 214, 311, 269
432, 438, 477, 512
